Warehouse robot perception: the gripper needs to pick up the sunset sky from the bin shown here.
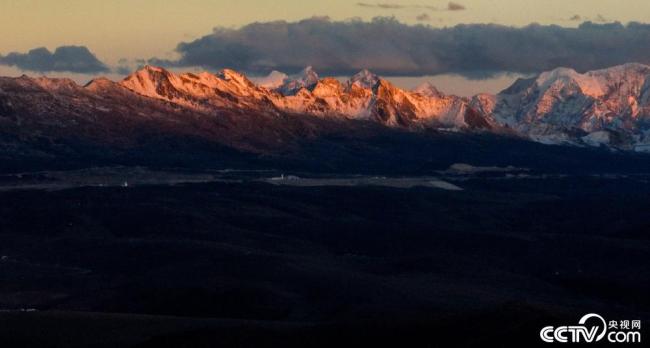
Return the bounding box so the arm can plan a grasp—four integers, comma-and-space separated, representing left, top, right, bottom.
3, 0, 649, 63
1, 0, 649, 95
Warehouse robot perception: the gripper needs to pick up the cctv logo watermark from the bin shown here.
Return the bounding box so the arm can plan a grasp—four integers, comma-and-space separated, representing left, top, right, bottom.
540, 313, 642, 343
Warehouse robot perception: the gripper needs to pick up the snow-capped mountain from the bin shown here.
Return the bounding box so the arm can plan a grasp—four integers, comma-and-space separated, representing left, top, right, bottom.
413, 82, 444, 98
349, 69, 380, 89
278, 66, 320, 96
2, 63, 650, 155
119, 65, 279, 112
474, 63, 650, 150
116, 65, 489, 130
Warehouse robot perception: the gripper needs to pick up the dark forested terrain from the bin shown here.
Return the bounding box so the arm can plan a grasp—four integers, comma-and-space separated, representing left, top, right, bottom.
0, 173, 648, 347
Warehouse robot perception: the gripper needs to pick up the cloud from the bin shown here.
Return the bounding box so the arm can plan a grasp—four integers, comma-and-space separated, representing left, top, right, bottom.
356, 2, 437, 10
595, 14, 609, 23
567, 14, 612, 24
357, 2, 406, 9
114, 58, 147, 75
152, 17, 650, 78
114, 65, 133, 75
416, 13, 431, 21
447, 2, 466, 11
0, 46, 109, 74
355, 2, 465, 12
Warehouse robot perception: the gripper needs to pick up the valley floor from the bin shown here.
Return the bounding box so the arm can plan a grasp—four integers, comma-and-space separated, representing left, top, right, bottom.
0, 168, 648, 347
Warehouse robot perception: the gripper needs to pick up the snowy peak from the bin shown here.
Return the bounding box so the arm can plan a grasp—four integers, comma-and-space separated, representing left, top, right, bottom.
535, 67, 605, 98
349, 69, 380, 89
486, 63, 650, 149
312, 78, 345, 96
299, 66, 319, 83
217, 68, 255, 88
278, 66, 320, 95
119, 65, 274, 109
120, 65, 178, 100
535, 63, 650, 98
413, 82, 444, 98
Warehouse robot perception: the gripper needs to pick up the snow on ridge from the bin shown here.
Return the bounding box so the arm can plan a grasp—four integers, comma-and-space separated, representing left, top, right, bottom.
535, 67, 605, 98
349, 69, 380, 89
535, 63, 650, 98
13, 62, 650, 151
413, 82, 444, 98
253, 71, 289, 89
278, 66, 320, 96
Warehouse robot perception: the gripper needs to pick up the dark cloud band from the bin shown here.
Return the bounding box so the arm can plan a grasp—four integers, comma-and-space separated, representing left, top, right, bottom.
0, 46, 109, 74
447, 2, 465, 11
356, 2, 438, 10
355, 2, 466, 11
152, 18, 650, 78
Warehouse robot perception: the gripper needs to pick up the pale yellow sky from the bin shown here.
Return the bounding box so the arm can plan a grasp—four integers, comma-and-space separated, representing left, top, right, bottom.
1, 0, 649, 65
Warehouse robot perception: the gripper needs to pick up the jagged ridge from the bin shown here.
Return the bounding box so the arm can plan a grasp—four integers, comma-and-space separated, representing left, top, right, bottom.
116, 65, 488, 130
1, 63, 650, 152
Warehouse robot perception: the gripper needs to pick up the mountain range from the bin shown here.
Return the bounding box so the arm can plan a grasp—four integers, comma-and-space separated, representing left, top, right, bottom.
1, 63, 650, 172
121, 63, 650, 150
117, 65, 485, 129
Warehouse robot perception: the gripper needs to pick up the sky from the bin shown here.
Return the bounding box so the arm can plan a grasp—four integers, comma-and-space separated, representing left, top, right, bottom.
1, 0, 649, 95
